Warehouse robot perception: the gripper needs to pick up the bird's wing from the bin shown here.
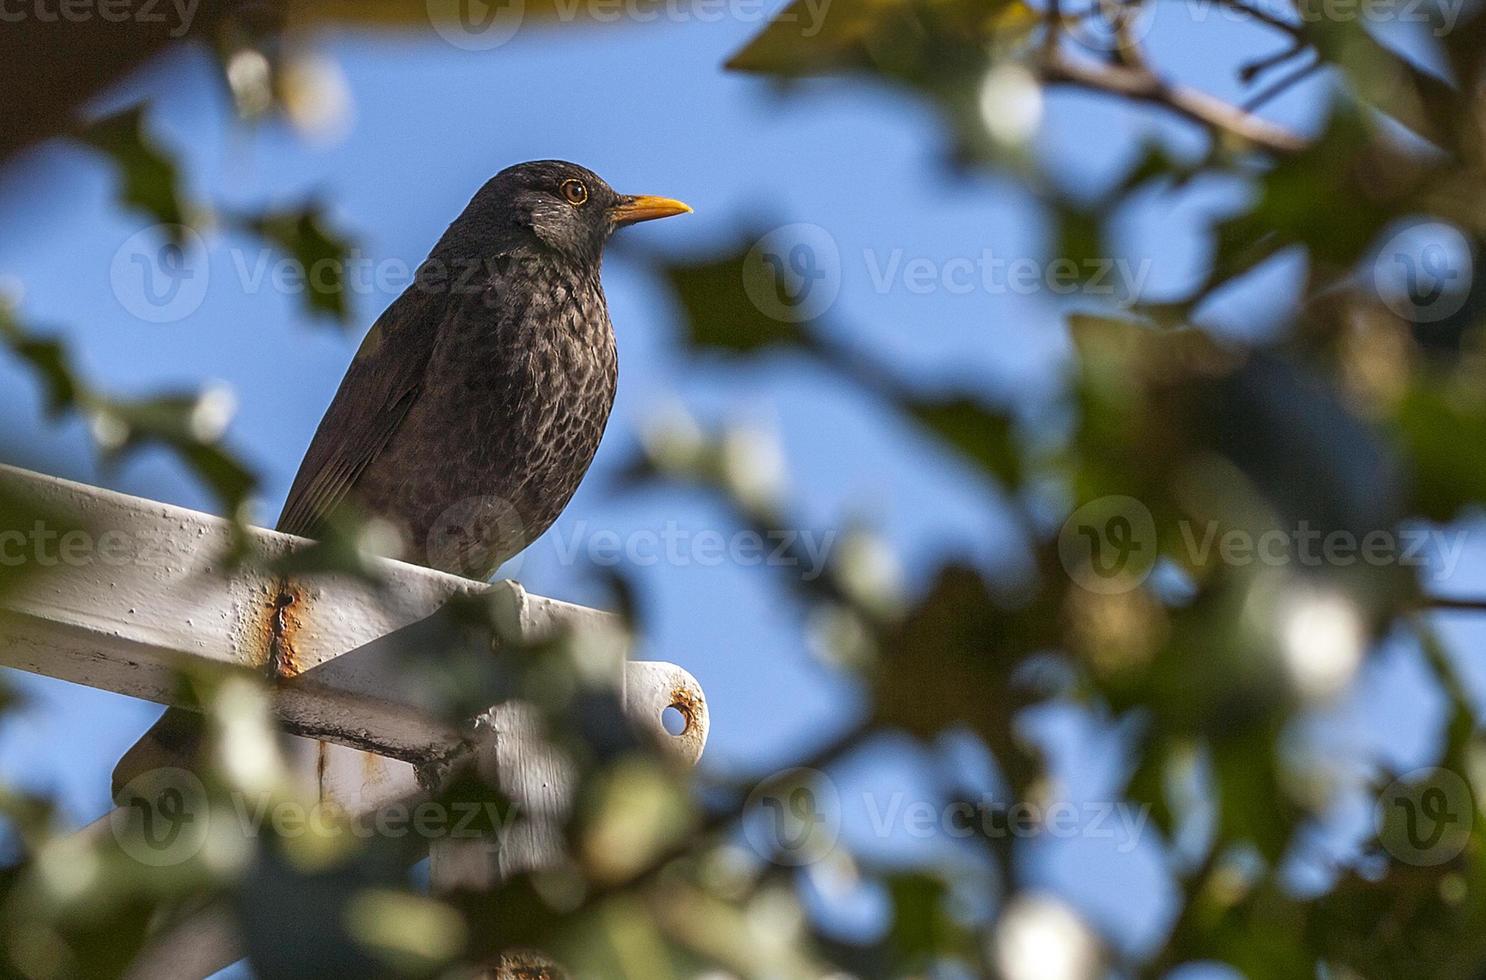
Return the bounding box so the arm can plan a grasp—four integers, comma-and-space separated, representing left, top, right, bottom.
275, 287, 441, 537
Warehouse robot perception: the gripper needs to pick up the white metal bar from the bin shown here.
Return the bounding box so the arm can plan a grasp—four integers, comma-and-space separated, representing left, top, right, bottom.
0, 463, 708, 767
0, 464, 710, 979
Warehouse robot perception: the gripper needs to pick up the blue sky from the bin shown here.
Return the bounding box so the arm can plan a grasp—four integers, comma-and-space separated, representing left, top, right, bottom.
0, 2, 1478, 967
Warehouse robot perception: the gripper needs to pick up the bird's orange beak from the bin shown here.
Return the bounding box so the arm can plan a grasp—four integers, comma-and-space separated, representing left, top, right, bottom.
610, 194, 693, 226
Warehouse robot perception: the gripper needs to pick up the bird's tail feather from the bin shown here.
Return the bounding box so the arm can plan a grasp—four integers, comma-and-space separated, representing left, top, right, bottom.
111, 707, 206, 802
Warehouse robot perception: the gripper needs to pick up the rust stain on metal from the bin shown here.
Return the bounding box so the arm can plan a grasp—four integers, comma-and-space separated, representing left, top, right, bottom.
362, 746, 389, 782
668, 684, 703, 737
263, 582, 305, 678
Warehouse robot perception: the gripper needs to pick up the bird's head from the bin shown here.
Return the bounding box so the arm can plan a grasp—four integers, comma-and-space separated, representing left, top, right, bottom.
452, 160, 691, 265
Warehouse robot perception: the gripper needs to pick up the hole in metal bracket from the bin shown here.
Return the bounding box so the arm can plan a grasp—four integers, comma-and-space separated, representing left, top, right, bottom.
661, 704, 689, 737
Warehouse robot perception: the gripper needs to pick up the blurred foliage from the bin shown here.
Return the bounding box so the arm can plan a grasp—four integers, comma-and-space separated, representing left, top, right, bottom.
0, 306, 256, 523
3, 0, 1486, 978
237, 205, 356, 324
72, 108, 190, 236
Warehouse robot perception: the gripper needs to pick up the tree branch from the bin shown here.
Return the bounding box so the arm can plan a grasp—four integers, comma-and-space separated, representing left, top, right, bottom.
1039, 53, 1309, 154
1416, 596, 1486, 613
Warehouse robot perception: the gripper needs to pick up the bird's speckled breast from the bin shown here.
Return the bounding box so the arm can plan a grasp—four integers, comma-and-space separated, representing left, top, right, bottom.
351, 255, 617, 579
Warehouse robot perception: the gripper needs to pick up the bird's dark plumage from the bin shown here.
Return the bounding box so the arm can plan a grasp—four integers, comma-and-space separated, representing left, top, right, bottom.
278, 160, 689, 577
112, 161, 690, 796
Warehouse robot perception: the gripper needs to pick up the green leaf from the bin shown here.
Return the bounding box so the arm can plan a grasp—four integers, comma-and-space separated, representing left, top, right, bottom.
1208, 726, 1297, 863
238, 204, 355, 323
1057, 206, 1104, 273
0, 309, 257, 518
1123, 738, 1178, 843
726, 0, 1017, 78
726, 0, 904, 77
73, 106, 188, 234
1392, 373, 1486, 521
875, 565, 1052, 788
1208, 109, 1430, 283
885, 872, 969, 967
662, 241, 818, 354
906, 396, 1022, 488
1320, 21, 1461, 148
0, 320, 77, 415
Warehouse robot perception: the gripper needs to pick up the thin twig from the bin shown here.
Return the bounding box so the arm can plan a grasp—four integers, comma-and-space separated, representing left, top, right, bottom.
1240, 54, 1323, 112
1212, 0, 1305, 38
1239, 40, 1309, 82
1417, 596, 1486, 613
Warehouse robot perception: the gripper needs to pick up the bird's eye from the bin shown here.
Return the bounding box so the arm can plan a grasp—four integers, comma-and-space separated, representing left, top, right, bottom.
560, 179, 588, 206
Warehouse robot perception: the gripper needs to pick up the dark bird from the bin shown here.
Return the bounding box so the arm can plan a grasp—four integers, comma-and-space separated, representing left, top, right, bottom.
281, 159, 691, 576
113, 160, 691, 796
